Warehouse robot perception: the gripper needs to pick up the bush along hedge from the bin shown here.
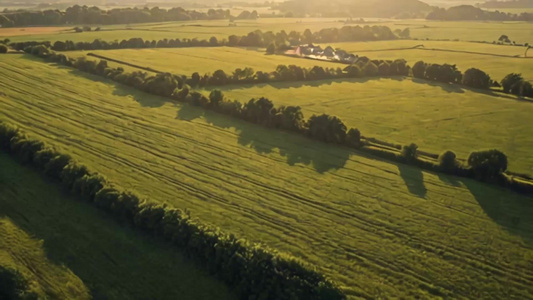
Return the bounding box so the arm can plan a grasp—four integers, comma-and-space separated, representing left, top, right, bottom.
0, 121, 346, 300
26, 47, 533, 195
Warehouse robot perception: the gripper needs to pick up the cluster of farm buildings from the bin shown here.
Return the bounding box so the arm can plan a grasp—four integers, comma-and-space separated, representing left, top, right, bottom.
285, 44, 359, 64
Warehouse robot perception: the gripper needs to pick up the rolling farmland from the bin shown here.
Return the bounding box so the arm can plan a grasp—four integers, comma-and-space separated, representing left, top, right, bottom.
1, 55, 532, 299
3, 18, 532, 45
330, 40, 533, 81
0, 152, 235, 300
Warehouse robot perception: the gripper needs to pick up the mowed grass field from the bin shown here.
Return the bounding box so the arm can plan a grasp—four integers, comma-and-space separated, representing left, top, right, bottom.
1, 55, 532, 299
67, 47, 344, 75
3, 17, 532, 45
330, 40, 533, 81
216, 77, 533, 175
0, 152, 235, 300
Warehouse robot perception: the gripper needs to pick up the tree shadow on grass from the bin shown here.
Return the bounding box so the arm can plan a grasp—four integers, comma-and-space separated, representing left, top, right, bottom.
411, 78, 465, 94
176, 105, 351, 174
398, 164, 427, 198
211, 76, 406, 92
448, 176, 533, 246
437, 172, 462, 188
0, 154, 235, 300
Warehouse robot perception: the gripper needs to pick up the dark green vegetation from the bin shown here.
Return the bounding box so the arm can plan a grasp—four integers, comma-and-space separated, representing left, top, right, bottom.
0, 120, 344, 300
1, 55, 532, 299
10, 24, 401, 53
0, 6, 233, 27
427, 5, 533, 21
0, 152, 236, 300
0, 266, 35, 300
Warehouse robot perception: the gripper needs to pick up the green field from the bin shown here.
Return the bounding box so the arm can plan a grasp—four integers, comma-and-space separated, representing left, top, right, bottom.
1, 54, 532, 299
216, 77, 533, 175
68, 47, 344, 75
3, 18, 532, 45
330, 40, 533, 81
0, 152, 235, 299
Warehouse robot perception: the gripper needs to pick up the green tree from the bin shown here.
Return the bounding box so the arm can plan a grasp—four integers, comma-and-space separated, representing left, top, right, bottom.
468, 149, 508, 179
307, 114, 347, 144
401, 143, 418, 161
462, 68, 491, 89
412, 61, 426, 78
501, 73, 524, 93
0, 45, 7, 53
438, 150, 457, 171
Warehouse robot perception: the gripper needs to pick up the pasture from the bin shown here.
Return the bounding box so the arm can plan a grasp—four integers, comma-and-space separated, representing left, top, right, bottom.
216, 77, 533, 175
1, 54, 532, 299
0, 151, 235, 300
330, 40, 533, 81
67, 47, 344, 75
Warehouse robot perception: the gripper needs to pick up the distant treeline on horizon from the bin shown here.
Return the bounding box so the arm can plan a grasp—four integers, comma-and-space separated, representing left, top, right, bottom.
0, 0, 532, 28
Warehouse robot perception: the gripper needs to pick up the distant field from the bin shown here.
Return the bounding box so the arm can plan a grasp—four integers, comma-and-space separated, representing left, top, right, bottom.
1, 55, 532, 299
216, 77, 533, 175
3, 18, 531, 45
0, 152, 235, 300
67, 47, 344, 75
330, 40, 533, 81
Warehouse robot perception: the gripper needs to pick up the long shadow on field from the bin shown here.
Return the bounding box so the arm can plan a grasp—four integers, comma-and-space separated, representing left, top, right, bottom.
411, 78, 465, 94
211, 76, 405, 93
460, 178, 533, 246
0, 154, 235, 300
176, 105, 351, 173
398, 164, 427, 198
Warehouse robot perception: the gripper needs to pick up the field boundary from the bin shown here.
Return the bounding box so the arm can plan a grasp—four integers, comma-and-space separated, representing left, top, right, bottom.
87, 52, 165, 74
0, 121, 346, 300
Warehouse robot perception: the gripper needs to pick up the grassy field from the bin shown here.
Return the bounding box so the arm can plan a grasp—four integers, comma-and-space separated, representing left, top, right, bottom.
1, 54, 532, 299
330, 40, 533, 81
215, 77, 533, 175
3, 18, 532, 45
68, 47, 344, 75
0, 151, 235, 300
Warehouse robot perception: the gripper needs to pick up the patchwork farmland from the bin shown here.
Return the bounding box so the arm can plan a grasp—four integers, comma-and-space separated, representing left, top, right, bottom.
1, 54, 532, 299
0, 4, 533, 299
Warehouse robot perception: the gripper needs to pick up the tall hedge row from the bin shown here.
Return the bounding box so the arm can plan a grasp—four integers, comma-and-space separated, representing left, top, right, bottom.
0, 121, 346, 300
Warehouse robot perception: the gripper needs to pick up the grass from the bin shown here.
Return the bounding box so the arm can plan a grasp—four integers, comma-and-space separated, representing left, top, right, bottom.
67, 47, 344, 75
3, 17, 532, 46
214, 77, 533, 175
0, 151, 235, 300
1, 54, 532, 299
330, 40, 533, 81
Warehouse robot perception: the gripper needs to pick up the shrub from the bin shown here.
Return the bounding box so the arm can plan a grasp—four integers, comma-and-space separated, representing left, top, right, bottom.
401, 143, 418, 161
412, 61, 426, 78
307, 114, 347, 144
462, 68, 491, 89
0, 45, 7, 53
363, 62, 379, 77
501, 73, 523, 93
346, 128, 361, 148
438, 150, 457, 171
0, 266, 35, 300
468, 149, 508, 180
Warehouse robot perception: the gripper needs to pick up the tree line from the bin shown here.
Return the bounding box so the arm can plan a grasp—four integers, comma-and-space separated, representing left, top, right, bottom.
25, 45, 533, 194
0, 121, 346, 300
0, 5, 235, 27
10, 25, 402, 53
426, 5, 533, 22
